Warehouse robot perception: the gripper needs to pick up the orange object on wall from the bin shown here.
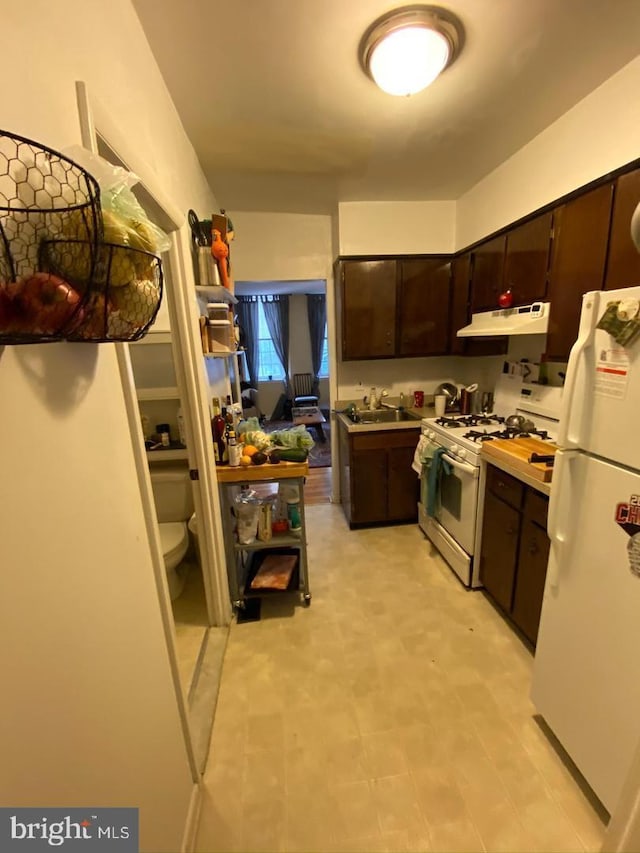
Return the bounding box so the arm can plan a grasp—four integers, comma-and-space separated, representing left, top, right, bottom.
211, 228, 231, 290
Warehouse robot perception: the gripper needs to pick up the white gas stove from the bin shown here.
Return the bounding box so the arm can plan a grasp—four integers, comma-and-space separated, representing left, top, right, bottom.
418, 376, 562, 588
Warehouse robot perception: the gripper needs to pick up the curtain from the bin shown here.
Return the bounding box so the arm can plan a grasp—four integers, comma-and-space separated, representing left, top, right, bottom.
261, 295, 291, 396
235, 296, 259, 387
306, 294, 326, 396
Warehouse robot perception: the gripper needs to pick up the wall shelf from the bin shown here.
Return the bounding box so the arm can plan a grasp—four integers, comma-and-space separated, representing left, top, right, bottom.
146, 448, 188, 462
133, 331, 172, 346
195, 285, 237, 304
136, 386, 180, 401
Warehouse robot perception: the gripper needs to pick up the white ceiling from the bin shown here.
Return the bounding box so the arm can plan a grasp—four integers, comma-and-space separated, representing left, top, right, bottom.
133, 0, 640, 214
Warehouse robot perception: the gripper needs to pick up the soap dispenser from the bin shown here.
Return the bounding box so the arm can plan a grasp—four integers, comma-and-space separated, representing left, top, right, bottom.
369, 386, 377, 411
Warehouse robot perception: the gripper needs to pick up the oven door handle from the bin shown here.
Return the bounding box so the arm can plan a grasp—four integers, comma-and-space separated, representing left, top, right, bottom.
442, 453, 479, 478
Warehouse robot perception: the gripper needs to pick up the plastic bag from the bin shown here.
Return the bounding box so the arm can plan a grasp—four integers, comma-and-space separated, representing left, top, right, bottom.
269, 425, 315, 451
234, 488, 261, 545
61, 146, 171, 254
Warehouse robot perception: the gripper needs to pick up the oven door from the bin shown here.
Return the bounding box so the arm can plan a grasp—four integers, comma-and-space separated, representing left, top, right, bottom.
434, 451, 480, 555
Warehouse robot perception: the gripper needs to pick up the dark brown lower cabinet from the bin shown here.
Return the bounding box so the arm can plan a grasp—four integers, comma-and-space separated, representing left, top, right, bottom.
480, 465, 550, 646
512, 518, 550, 644
479, 490, 520, 613
339, 422, 420, 527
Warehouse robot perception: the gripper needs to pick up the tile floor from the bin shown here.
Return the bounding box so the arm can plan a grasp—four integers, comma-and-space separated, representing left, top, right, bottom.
195, 504, 607, 853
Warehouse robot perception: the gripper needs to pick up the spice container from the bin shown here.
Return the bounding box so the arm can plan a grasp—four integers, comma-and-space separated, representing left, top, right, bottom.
257, 503, 273, 542
156, 423, 171, 447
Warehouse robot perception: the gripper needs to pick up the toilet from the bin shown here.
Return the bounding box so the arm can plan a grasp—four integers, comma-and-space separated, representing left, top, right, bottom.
149, 462, 195, 601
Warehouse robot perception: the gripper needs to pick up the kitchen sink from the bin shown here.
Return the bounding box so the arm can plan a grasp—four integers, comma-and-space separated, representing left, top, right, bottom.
350, 408, 422, 424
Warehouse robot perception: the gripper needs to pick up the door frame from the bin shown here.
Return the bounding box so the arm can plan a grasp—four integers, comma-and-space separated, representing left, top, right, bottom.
75, 81, 232, 777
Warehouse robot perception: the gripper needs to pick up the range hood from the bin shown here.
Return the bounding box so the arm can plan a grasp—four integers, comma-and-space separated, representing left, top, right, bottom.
457, 302, 550, 338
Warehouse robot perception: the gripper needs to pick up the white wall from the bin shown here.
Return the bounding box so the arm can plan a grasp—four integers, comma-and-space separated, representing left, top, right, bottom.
457, 55, 640, 248
230, 211, 334, 281
0, 3, 219, 850
338, 201, 456, 255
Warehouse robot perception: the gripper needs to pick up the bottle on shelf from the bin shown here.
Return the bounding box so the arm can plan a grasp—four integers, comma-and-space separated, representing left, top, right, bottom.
221, 406, 230, 464
156, 423, 171, 447
286, 495, 302, 536
177, 406, 187, 447
211, 399, 227, 465
227, 429, 241, 467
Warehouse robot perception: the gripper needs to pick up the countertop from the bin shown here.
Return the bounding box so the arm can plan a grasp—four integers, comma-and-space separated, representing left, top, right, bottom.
216, 460, 309, 483
481, 451, 552, 497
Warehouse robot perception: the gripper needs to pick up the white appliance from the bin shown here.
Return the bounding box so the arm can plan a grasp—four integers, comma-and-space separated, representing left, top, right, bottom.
419, 375, 561, 588
457, 301, 550, 337
532, 286, 640, 815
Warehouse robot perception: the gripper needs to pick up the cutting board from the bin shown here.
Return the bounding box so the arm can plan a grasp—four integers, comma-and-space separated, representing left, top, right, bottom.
481, 437, 557, 482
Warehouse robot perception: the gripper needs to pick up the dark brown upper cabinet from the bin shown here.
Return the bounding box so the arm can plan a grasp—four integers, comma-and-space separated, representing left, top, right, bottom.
546, 182, 614, 361
398, 258, 451, 357
604, 168, 640, 291
502, 211, 553, 306
452, 251, 508, 357
470, 234, 507, 313
341, 259, 397, 360
449, 253, 471, 355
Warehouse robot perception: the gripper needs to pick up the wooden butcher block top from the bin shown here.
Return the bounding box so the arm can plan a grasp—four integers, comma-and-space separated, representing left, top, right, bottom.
481, 437, 557, 483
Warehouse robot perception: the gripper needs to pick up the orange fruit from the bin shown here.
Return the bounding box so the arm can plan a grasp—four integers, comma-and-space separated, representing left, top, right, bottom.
243, 445, 259, 457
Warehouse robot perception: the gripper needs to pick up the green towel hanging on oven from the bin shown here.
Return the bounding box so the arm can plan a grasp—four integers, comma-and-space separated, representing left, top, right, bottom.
426, 447, 452, 517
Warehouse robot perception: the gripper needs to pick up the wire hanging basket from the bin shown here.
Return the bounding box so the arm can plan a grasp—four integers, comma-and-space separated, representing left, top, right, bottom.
41, 239, 164, 342
0, 129, 102, 343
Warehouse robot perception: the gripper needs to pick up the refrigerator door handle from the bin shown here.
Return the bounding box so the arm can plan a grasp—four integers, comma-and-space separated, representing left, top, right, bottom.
546, 450, 575, 589
557, 292, 598, 449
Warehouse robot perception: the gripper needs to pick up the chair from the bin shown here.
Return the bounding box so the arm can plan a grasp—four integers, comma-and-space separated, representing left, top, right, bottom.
292, 373, 319, 409
240, 382, 263, 420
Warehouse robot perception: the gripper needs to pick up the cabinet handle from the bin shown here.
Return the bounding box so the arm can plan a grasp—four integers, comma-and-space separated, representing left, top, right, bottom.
528, 541, 539, 556
507, 526, 517, 536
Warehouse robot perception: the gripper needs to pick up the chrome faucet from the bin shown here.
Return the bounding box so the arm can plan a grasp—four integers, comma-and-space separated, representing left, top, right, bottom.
378, 389, 400, 411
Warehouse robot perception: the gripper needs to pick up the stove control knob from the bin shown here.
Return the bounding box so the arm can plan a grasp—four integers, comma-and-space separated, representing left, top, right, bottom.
450, 444, 459, 455
458, 448, 467, 459
428, 429, 435, 439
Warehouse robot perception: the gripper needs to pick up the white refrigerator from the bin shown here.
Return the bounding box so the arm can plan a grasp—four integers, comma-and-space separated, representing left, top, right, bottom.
532, 285, 640, 815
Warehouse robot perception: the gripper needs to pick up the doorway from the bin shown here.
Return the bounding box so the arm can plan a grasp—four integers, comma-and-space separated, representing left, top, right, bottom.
235, 279, 332, 504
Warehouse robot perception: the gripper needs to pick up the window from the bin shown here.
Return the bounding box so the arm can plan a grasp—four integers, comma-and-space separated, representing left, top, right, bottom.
257, 301, 283, 381
319, 330, 329, 377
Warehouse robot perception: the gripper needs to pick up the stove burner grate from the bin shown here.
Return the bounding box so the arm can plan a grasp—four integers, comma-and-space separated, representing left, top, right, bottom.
463, 426, 551, 443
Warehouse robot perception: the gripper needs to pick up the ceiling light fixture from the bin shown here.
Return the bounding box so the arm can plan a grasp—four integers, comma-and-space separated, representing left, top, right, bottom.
359, 5, 463, 97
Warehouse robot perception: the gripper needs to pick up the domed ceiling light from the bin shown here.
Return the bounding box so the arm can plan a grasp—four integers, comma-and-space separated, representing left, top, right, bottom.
359, 5, 463, 97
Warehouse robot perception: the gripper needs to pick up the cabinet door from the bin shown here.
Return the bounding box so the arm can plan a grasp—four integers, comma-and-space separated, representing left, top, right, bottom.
479, 490, 520, 613
546, 183, 614, 360
449, 253, 471, 355
351, 449, 388, 524
604, 168, 640, 291
450, 253, 507, 357
503, 212, 553, 306
342, 260, 397, 360
512, 518, 550, 645
387, 445, 419, 522
470, 234, 507, 313
398, 258, 451, 356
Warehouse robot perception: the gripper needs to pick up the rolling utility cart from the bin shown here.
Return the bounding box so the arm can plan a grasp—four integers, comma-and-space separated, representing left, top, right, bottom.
216, 461, 312, 615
